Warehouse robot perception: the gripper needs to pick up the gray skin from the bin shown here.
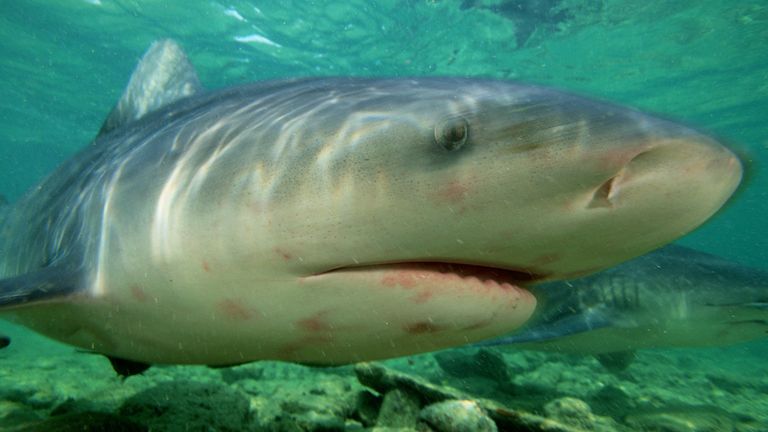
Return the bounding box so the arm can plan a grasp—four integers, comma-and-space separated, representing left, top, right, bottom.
0, 40, 741, 366
483, 245, 768, 354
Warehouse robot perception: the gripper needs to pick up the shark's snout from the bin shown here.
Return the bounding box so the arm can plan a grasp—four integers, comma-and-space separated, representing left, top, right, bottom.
588, 127, 742, 211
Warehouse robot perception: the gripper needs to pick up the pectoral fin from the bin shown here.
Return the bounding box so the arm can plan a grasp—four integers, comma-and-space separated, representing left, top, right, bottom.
0, 265, 84, 309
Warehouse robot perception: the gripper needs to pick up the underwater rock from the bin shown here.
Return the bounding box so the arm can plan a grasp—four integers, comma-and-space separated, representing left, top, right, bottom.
706, 374, 753, 394
354, 390, 382, 427
274, 398, 349, 431
376, 388, 421, 428
118, 380, 252, 431
543, 397, 621, 432
355, 362, 466, 403
355, 362, 596, 432
588, 384, 636, 414
419, 399, 497, 432
594, 352, 636, 372
624, 406, 739, 432
271, 409, 347, 432
5, 411, 146, 432
234, 369, 364, 431
218, 362, 265, 384
434, 348, 511, 382
49, 397, 106, 418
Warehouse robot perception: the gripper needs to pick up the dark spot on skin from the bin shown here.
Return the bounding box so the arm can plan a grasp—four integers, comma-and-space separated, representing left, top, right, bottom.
274, 247, 293, 261
202, 261, 211, 272
404, 321, 445, 334
130, 285, 148, 302
411, 290, 434, 304
297, 312, 332, 332
218, 299, 255, 321
432, 180, 470, 205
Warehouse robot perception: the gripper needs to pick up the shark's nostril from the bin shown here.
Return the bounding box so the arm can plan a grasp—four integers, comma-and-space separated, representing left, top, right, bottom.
588, 170, 623, 209
587, 149, 654, 209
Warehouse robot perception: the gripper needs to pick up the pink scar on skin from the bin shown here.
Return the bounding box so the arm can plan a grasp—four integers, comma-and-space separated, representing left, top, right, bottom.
274, 247, 293, 261
217, 299, 255, 321
130, 285, 148, 302
297, 311, 333, 332
403, 321, 445, 335
432, 180, 470, 205
381, 271, 420, 289
410, 289, 434, 304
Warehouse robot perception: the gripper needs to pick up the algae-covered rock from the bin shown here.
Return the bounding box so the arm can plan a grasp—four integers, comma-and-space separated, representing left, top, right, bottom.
376, 388, 421, 428
544, 397, 621, 432
434, 348, 511, 382
6, 411, 146, 432
355, 362, 600, 432
236, 370, 363, 430
118, 380, 252, 431
419, 399, 497, 432
624, 406, 740, 432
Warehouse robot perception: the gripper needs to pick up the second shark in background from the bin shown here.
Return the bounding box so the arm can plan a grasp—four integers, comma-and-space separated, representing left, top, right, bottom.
480, 245, 768, 369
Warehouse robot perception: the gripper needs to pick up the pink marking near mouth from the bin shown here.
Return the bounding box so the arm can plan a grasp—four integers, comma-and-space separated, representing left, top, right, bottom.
375, 262, 541, 293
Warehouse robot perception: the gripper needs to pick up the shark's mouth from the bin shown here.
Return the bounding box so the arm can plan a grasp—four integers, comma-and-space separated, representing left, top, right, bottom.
314, 261, 546, 290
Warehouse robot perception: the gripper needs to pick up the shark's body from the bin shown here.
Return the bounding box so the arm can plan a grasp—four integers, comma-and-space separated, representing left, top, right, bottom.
483, 245, 768, 355
0, 41, 741, 366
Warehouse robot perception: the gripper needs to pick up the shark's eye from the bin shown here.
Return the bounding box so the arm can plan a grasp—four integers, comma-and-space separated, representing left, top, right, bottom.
435, 117, 469, 151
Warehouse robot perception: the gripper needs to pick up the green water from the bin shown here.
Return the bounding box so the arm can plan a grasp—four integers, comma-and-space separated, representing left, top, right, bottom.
0, 0, 767, 430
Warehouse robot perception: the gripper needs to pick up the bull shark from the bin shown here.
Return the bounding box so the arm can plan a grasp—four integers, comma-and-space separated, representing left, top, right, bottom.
0, 40, 741, 368
480, 245, 768, 368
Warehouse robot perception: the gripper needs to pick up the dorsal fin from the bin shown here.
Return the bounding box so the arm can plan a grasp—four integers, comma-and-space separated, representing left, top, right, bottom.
98, 39, 202, 137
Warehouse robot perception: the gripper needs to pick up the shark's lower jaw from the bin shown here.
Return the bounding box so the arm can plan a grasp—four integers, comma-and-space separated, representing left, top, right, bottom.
293, 260, 538, 362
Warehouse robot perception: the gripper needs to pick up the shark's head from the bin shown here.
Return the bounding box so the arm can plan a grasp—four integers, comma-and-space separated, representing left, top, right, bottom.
242, 79, 742, 277
169, 78, 741, 361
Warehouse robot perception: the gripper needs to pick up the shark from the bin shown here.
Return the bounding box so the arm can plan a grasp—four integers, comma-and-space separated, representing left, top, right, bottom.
480, 245, 767, 368
0, 40, 741, 368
